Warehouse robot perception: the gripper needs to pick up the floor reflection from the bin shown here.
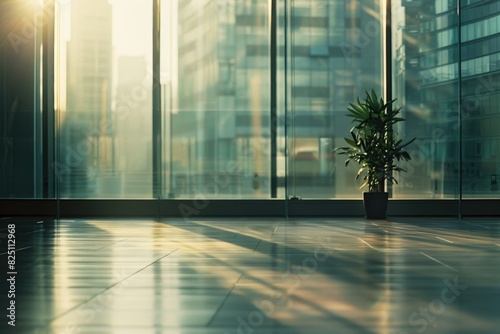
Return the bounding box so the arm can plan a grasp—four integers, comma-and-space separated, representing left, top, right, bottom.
0, 217, 498, 333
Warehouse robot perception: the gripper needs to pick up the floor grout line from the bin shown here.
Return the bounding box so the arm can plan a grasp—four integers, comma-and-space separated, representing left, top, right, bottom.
461, 220, 490, 229
435, 236, 454, 244
420, 251, 458, 272
358, 238, 374, 250
0, 246, 33, 255
253, 239, 262, 253
205, 272, 243, 327
92, 239, 128, 252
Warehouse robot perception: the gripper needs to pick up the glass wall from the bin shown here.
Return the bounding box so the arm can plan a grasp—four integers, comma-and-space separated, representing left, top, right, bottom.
55, 0, 153, 198
161, 0, 272, 199
286, 0, 384, 199
459, 0, 500, 198
1, 0, 500, 213
0, 0, 43, 198
392, 0, 500, 200
391, 0, 460, 199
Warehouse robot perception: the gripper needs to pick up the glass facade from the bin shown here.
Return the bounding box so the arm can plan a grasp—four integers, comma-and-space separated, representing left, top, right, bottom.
286, 0, 383, 199
162, 0, 272, 199
55, 0, 153, 198
1, 0, 500, 214
392, 0, 500, 199
392, 0, 461, 199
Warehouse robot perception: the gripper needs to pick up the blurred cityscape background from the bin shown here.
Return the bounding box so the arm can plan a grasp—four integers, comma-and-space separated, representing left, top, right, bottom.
1, 0, 500, 200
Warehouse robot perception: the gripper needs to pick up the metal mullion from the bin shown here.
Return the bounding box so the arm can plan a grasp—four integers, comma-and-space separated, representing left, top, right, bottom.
270, 0, 278, 198
152, 0, 162, 211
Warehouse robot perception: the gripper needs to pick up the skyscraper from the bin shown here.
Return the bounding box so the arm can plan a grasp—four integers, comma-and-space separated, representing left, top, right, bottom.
393, 0, 500, 198
62, 0, 113, 197
115, 56, 152, 195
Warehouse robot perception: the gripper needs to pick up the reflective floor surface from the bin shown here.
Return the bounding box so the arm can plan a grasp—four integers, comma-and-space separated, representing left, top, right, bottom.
0, 216, 499, 333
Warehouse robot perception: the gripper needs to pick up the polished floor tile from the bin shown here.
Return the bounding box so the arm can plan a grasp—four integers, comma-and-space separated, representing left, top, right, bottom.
0, 216, 499, 333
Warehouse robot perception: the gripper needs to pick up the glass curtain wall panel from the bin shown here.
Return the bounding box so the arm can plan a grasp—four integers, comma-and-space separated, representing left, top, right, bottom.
460, 0, 500, 198
12, 0, 500, 207
55, 0, 153, 198
277, 0, 289, 200
391, 0, 460, 199
0, 1, 43, 198
161, 0, 271, 199
286, 0, 384, 199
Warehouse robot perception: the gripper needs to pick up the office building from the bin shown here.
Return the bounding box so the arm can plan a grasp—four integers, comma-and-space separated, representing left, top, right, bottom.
174, 0, 383, 198
393, 0, 500, 198
62, 0, 113, 197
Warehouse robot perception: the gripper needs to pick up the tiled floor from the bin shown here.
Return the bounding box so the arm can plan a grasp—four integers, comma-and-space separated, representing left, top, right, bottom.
0, 216, 499, 333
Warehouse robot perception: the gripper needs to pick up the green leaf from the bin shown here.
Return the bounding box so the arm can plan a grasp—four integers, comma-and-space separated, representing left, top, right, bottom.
344, 137, 357, 147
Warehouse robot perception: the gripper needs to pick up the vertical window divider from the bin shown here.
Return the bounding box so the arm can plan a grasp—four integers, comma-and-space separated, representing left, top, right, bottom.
35, 3, 42, 199
457, 0, 463, 219
385, 0, 393, 198
52, 0, 61, 219
153, 0, 162, 219
43, 0, 55, 201
270, 0, 278, 199
284, 0, 289, 217
43, 0, 57, 217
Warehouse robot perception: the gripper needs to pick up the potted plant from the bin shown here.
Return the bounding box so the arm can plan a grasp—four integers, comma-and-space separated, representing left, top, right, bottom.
334, 90, 415, 219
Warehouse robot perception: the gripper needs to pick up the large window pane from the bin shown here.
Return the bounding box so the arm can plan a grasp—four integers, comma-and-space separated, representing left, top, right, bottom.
391, 1, 460, 199
161, 0, 271, 199
55, 0, 153, 198
5, 0, 500, 213
287, 0, 384, 199
0, 1, 43, 198
461, 2, 500, 198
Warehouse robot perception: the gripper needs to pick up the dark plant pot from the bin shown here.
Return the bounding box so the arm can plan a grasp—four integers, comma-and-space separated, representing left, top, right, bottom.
363, 192, 389, 219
